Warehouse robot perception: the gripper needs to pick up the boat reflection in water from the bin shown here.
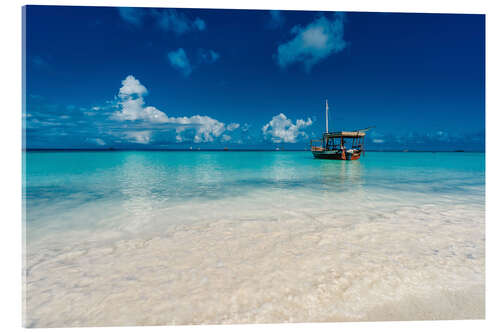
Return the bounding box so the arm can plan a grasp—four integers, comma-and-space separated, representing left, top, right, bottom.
317, 158, 364, 191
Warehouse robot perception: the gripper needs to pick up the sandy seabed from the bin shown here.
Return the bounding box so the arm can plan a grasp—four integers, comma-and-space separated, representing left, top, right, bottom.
24, 200, 484, 327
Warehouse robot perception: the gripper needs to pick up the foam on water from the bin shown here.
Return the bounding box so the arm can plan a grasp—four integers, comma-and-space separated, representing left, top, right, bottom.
23, 151, 485, 327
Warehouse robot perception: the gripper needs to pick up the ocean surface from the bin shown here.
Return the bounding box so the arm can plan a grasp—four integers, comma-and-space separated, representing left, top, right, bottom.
23, 151, 485, 327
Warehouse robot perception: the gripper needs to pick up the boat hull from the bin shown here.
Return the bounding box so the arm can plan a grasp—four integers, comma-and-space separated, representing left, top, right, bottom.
312, 150, 361, 160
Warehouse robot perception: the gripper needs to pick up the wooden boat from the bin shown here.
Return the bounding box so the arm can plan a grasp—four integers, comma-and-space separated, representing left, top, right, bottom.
311, 100, 371, 160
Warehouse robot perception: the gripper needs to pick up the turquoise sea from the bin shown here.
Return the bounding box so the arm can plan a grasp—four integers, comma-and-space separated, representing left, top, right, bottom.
23, 151, 485, 326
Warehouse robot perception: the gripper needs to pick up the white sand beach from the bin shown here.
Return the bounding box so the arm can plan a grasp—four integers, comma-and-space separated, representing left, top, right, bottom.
24, 190, 484, 327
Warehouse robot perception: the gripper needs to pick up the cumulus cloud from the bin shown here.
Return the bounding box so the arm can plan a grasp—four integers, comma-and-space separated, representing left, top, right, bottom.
112, 75, 169, 122
118, 75, 148, 97
276, 13, 346, 72
174, 115, 226, 143
124, 131, 152, 144
167, 48, 192, 77
110, 75, 230, 144
227, 123, 240, 131
262, 113, 313, 143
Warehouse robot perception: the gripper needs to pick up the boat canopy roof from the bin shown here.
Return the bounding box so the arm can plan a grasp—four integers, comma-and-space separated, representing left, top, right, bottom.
323, 130, 367, 138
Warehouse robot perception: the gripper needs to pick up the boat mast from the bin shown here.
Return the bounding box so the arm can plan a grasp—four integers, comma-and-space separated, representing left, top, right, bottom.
325, 99, 329, 133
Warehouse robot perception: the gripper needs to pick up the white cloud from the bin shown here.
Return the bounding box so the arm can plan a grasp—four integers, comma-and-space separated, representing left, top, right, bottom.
276, 13, 346, 72
112, 75, 169, 122
110, 75, 230, 144
174, 115, 226, 143
221, 134, 231, 142
262, 113, 313, 143
373, 139, 385, 144
118, 75, 148, 97
167, 48, 192, 77
124, 131, 152, 144
227, 122, 240, 131
153, 9, 206, 35
175, 128, 184, 143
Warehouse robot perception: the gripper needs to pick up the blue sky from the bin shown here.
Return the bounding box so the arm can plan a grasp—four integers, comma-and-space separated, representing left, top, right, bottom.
24, 6, 485, 150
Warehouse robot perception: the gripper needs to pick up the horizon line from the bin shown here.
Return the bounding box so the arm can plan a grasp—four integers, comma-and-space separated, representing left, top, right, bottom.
23, 148, 485, 153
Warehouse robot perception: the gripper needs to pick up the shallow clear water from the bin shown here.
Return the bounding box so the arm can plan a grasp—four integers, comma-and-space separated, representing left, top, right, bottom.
25, 151, 484, 240
23, 151, 485, 327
